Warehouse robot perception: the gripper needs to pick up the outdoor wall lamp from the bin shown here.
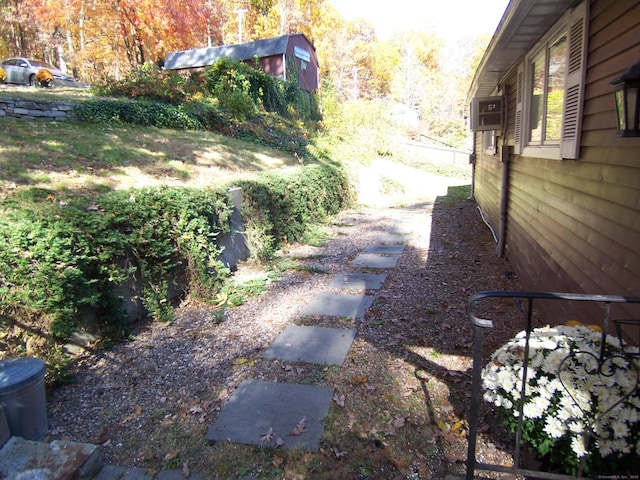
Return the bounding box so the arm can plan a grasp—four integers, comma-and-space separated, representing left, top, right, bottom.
611, 60, 640, 137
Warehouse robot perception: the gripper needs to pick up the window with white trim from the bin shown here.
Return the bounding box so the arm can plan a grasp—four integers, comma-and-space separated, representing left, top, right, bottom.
483, 130, 497, 155
514, 1, 587, 160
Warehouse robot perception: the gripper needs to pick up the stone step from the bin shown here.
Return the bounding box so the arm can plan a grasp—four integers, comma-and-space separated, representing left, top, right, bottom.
205, 380, 334, 451
301, 292, 375, 318
262, 325, 356, 365
0, 436, 102, 479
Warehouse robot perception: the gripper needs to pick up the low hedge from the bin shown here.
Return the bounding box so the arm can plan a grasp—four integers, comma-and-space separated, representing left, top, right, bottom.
0, 165, 352, 382
73, 98, 311, 159
237, 163, 353, 259
0, 187, 232, 380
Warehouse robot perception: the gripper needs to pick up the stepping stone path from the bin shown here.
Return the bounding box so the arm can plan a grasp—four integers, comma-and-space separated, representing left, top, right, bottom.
205, 214, 412, 451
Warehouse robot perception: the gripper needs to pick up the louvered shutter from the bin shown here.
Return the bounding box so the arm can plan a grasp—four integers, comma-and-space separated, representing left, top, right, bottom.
514, 64, 524, 155
561, 1, 588, 159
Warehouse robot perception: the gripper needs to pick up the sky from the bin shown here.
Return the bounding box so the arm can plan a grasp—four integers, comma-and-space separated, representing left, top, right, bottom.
328, 0, 510, 43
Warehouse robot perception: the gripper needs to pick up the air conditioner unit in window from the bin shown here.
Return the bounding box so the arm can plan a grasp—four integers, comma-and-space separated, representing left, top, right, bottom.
470, 96, 503, 131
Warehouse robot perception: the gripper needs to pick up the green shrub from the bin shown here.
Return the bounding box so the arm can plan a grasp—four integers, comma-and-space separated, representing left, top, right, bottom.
91, 63, 204, 105
75, 98, 203, 130
0, 186, 233, 380
235, 164, 353, 259
202, 58, 320, 121
203, 58, 268, 119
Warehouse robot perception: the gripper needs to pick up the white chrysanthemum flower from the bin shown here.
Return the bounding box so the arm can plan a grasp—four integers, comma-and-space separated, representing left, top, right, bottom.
537, 384, 554, 400
568, 420, 585, 434
541, 349, 570, 374
571, 435, 588, 457
501, 397, 513, 409
544, 417, 566, 438
523, 400, 545, 419
483, 391, 496, 403
597, 438, 614, 456
611, 438, 631, 454
556, 405, 574, 421
611, 420, 629, 439
547, 378, 563, 393
620, 406, 639, 424
481, 325, 639, 465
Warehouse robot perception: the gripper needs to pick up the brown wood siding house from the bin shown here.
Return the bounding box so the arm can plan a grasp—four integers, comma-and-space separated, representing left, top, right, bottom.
468, 0, 640, 328
164, 33, 319, 92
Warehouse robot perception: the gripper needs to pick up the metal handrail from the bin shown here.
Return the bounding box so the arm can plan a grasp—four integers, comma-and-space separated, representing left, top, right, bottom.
466, 291, 640, 480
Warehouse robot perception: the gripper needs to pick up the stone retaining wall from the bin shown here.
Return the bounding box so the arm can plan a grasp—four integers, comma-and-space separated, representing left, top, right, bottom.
0, 97, 78, 121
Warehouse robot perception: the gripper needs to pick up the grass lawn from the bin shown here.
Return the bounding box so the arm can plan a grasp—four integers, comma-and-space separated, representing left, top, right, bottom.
0, 117, 306, 201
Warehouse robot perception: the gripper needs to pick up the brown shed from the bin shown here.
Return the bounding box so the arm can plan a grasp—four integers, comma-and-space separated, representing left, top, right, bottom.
164, 33, 319, 92
468, 0, 640, 327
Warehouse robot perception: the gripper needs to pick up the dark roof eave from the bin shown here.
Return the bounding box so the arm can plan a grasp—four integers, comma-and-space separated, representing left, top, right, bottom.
165, 33, 316, 71
468, 0, 579, 102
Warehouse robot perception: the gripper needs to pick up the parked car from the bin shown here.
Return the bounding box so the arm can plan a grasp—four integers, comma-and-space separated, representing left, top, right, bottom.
0, 57, 77, 87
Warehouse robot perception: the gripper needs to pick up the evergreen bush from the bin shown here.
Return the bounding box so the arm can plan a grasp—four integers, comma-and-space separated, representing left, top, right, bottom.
0, 187, 232, 381
235, 164, 353, 259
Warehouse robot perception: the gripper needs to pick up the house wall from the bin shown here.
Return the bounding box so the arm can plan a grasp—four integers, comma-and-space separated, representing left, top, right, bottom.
246, 55, 284, 78
473, 0, 640, 325
285, 34, 319, 92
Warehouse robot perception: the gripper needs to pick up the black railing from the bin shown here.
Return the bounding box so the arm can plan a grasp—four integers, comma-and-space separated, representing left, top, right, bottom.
466, 291, 640, 480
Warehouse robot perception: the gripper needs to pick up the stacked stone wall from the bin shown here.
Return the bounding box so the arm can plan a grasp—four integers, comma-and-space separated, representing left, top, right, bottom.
0, 97, 78, 121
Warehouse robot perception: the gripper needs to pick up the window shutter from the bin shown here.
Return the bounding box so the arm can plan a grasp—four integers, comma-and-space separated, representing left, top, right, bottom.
514, 64, 524, 155
561, 1, 588, 159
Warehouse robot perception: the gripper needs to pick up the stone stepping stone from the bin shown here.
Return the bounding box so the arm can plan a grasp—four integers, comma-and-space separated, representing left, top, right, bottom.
206, 380, 334, 452
328, 272, 386, 290
302, 292, 374, 318
363, 244, 406, 255
351, 254, 399, 269
263, 325, 356, 365
373, 234, 409, 244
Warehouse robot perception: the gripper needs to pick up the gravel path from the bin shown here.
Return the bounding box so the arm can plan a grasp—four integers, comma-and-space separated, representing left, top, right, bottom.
47, 162, 527, 479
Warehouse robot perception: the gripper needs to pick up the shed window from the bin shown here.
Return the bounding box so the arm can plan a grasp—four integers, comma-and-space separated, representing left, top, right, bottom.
514, 1, 587, 160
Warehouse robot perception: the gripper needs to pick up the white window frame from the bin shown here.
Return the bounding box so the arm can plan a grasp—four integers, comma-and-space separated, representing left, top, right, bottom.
483, 130, 497, 155
514, 1, 587, 160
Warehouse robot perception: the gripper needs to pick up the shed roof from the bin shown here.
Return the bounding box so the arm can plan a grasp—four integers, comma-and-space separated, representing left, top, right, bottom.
165, 34, 309, 70
468, 0, 579, 101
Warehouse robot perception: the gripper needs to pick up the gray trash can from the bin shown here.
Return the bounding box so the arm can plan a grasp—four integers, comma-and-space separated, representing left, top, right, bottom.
0, 357, 48, 440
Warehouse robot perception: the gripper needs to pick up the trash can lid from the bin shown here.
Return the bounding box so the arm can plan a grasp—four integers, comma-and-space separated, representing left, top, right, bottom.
0, 358, 47, 393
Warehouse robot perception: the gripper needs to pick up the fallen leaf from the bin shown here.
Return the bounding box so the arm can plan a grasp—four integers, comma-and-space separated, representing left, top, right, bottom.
134, 405, 142, 415
233, 357, 247, 365
276, 437, 285, 447
351, 374, 368, 385
163, 450, 179, 462
440, 405, 454, 415
273, 455, 284, 467
217, 389, 229, 402
394, 417, 406, 429
96, 427, 109, 444
331, 448, 347, 459
182, 461, 190, 477
451, 420, 466, 437
333, 394, 345, 408
189, 406, 203, 414
289, 416, 307, 435
260, 427, 274, 443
